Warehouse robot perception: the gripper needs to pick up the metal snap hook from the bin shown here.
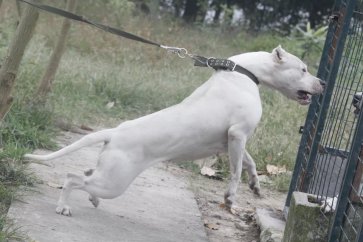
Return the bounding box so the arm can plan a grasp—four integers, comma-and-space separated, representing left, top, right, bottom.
177, 48, 188, 58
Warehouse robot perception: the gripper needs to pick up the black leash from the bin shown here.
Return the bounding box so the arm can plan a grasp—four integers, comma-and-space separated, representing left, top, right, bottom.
19, 0, 161, 47
18, 0, 259, 85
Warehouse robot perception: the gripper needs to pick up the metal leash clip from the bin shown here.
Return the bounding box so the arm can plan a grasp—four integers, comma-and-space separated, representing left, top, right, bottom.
160, 45, 189, 58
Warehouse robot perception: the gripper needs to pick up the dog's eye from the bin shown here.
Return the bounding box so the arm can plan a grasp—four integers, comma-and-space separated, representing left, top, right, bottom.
302, 68, 307, 73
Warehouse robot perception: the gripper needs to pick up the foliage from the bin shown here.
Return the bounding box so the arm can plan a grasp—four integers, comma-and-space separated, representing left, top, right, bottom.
291, 22, 328, 59
157, 0, 332, 32
37, 0, 334, 32
0, 102, 56, 150
271, 173, 292, 192
0, 10, 57, 238
0, 34, 56, 238
0, 101, 53, 238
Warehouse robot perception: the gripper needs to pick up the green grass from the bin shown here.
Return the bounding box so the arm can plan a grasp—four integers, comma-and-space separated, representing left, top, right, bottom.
0, 1, 324, 239
0, 101, 53, 238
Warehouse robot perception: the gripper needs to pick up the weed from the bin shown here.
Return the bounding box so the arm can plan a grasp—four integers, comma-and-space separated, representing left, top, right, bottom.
212, 154, 230, 179
178, 161, 201, 174
270, 173, 292, 192
291, 22, 328, 60
0, 158, 35, 241
0, 217, 27, 242
0, 102, 56, 150
0, 100, 54, 239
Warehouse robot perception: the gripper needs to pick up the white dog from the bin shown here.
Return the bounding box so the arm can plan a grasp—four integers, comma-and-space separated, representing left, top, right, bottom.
25, 46, 325, 216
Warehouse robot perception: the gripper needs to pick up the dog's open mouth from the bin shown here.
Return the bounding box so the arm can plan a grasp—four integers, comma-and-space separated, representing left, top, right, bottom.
297, 90, 312, 105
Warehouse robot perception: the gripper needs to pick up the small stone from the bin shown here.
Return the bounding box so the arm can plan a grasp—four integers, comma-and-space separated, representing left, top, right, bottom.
211, 214, 223, 219
235, 222, 248, 230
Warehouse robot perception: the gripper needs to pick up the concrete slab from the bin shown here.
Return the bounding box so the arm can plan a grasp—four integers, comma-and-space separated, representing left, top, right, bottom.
7, 132, 209, 242
282, 192, 329, 242
255, 208, 285, 242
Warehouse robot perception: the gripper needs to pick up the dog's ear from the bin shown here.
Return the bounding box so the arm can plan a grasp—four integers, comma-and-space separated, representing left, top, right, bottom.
272, 45, 286, 62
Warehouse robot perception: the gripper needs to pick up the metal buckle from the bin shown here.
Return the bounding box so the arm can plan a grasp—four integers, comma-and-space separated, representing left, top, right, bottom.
160, 45, 189, 58
231, 62, 236, 71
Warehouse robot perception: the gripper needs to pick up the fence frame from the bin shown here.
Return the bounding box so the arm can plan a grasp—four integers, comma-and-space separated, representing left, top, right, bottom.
285, 0, 363, 241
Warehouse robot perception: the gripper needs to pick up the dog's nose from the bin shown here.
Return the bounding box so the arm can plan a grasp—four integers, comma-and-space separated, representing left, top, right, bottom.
319, 79, 326, 88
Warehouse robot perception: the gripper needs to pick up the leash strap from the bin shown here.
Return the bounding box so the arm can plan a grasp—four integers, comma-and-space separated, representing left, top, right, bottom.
18, 0, 162, 47
193, 56, 259, 85
19, 0, 259, 85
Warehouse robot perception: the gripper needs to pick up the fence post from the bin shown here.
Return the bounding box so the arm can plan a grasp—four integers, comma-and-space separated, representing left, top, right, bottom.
328, 107, 363, 240
357, 220, 363, 242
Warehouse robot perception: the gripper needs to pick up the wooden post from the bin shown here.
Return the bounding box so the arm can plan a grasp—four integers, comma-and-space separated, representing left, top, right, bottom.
36, 0, 77, 99
0, 1, 39, 122
15, 0, 22, 18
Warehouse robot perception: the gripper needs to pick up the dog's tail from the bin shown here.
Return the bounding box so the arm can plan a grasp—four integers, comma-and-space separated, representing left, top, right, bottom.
24, 129, 113, 161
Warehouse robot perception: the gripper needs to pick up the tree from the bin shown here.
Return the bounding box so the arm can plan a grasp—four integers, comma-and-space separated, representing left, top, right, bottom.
183, 0, 198, 22
0, 2, 39, 122
172, 0, 184, 17
36, 0, 77, 100
182, 0, 208, 23
211, 0, 224, 23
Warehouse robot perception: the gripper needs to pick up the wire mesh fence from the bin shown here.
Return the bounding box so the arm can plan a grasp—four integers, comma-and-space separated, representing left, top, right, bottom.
285, 0, 363, 241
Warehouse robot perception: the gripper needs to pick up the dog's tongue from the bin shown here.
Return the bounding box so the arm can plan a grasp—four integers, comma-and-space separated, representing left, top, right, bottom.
298, 90, 310, 100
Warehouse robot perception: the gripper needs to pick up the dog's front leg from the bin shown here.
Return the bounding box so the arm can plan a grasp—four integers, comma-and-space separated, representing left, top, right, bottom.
56, 172, 84, 216
224, 125, 247, 209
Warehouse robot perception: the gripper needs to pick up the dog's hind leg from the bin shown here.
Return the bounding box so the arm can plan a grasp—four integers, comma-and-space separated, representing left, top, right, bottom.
243, 151, 260, 196
88, 195, 100, 208
83, 169, 100, 208
224, 125, 247, 210
56, 171, 120, 216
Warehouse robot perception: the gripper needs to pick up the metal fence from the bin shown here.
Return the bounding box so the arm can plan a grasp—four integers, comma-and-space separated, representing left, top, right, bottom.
285, 0, 363, 241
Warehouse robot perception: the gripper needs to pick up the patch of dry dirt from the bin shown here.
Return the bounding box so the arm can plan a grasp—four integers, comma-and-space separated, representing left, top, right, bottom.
165, 163, 286, 242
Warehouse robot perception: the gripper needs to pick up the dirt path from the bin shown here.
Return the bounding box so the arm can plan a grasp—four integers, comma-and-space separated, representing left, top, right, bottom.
166, 163, 286, 242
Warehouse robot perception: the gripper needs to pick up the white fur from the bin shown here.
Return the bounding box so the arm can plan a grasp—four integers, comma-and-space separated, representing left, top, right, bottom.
24, 46, 324, 216
353, 92, 362, 114
319, 195, 338, 213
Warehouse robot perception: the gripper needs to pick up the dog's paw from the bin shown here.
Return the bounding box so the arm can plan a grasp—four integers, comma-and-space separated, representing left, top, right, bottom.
223, 193, 234, 209
249, 182, 261, 196
220, 203, 242, 215
248, 175, 261, 196
56, 205, 72, 216
89, 195, 100, 208
253, 186, 261, 197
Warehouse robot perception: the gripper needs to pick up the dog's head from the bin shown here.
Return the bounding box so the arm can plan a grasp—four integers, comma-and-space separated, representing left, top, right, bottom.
267, 46, 325, 105
352, 92, 362, 115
